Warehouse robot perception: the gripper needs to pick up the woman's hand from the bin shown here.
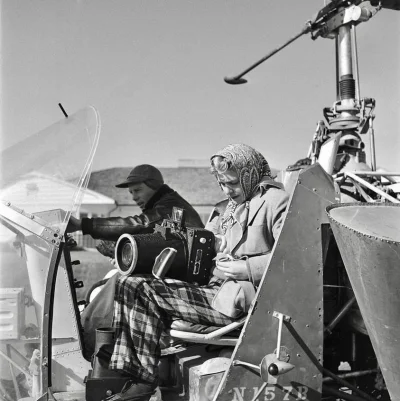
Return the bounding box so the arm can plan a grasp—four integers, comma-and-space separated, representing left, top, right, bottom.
215, 258, 249, 280
214, 234, 228, 253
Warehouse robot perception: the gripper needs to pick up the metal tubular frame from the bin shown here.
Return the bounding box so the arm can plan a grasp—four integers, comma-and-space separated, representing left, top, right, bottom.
336, 172, 400, 203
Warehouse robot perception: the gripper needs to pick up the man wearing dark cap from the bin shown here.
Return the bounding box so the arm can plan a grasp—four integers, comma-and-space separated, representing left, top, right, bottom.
67, 164, 203, 360
67, 164, 203, 240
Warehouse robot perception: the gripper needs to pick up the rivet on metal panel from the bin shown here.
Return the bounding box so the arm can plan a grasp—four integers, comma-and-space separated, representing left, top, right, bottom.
312, 188, 317, 192
296, 353, 301, 357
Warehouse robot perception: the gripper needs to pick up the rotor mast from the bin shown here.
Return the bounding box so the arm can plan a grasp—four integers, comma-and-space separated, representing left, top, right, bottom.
223, 1, 381, 171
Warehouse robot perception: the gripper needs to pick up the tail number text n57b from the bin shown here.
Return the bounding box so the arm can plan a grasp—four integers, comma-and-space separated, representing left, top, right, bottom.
231, 385, 309, 401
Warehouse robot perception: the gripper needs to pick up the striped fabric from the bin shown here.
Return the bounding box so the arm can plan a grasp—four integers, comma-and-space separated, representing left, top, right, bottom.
109, 275, 234, 384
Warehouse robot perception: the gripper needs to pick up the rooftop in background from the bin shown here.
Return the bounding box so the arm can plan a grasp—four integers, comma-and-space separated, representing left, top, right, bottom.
88, 167, 224, 206
88, 166, 280, 206
178, 159, 210, 167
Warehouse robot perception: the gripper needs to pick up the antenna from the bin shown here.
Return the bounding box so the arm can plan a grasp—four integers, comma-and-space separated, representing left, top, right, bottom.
58, 103, 69, 118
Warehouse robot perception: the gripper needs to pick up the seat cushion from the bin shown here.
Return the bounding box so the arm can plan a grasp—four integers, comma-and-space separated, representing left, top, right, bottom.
170, 319, 221, 334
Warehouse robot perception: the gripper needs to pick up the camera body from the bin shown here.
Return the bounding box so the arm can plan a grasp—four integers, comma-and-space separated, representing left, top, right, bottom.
115, 207, 215, 285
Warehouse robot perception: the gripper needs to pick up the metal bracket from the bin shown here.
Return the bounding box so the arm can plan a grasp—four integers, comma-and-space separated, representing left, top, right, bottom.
0, 201, 61, 246
272, 311, 291, 360
316, 5, 372, 39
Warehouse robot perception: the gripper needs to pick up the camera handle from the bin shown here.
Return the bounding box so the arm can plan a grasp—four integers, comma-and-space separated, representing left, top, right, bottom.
152, 248, 177, 279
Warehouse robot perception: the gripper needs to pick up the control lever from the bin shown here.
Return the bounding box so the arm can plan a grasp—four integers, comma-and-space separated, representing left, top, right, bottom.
232, 311, 295, 401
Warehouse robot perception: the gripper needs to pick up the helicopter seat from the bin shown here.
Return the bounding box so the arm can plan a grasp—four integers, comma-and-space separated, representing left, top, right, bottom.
167, 316, 246, 346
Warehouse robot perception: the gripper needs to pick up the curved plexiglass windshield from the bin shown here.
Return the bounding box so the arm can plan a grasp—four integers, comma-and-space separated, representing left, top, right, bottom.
0, 106, 100, 401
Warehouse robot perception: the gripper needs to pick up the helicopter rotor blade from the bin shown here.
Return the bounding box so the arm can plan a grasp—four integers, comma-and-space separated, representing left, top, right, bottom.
224, 24, 311, 85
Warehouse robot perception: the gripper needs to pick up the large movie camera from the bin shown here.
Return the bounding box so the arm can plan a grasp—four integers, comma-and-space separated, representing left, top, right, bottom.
114, 207, 215, 285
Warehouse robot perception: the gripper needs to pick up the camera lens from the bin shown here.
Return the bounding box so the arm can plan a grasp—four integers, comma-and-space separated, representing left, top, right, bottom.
121, 242, 133, 268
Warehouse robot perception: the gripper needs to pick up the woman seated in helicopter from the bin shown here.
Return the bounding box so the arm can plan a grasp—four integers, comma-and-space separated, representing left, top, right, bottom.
106, 143, 289, 400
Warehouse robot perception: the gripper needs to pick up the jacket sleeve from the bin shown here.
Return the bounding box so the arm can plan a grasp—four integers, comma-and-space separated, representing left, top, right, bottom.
246, 189, 289, 286
81, 195, 204, 241
204, 200, 228, 235
81, 205, 171, 241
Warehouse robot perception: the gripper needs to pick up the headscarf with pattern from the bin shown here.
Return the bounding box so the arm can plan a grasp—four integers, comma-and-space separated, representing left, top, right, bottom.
211, 143, 272, 201
211, 143, 273, 234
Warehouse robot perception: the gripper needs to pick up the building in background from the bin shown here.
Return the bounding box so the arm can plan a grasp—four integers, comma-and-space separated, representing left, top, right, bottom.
86, 166, 226, 222
0, 173, 116, 218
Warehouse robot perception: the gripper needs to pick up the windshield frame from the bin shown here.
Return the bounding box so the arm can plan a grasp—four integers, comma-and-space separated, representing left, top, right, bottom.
0, 106, 101, 400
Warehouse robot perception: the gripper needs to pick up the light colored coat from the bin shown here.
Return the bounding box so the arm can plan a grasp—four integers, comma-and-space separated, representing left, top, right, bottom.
206, 182, 289, 286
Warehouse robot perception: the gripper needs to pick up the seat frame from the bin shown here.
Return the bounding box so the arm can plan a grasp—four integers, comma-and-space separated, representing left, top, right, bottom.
168, 316, 246, 346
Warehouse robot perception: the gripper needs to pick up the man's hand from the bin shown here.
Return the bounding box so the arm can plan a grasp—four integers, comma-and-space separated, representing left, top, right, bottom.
214, 234, 228, 253
215, 257, 248, 281
66, 216, 82, 233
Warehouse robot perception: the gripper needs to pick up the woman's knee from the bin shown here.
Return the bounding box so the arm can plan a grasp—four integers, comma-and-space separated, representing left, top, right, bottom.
116, 274, 153, 289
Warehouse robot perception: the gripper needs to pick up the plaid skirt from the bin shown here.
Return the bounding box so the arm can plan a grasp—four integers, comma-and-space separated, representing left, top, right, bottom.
109, 274, 236, 384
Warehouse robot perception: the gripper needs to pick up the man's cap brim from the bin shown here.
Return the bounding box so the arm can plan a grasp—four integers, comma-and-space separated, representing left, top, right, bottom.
115, 178, 144, 188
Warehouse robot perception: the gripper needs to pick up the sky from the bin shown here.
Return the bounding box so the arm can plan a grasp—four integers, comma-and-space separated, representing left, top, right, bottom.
2, 0, 400, 172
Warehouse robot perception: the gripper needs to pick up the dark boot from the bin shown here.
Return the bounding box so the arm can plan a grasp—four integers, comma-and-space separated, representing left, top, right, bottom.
103, 380, 157, 401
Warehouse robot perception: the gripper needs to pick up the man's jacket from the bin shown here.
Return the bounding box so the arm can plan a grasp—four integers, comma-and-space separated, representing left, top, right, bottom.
80, 184, 203, 359
81, 184, 204, 241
